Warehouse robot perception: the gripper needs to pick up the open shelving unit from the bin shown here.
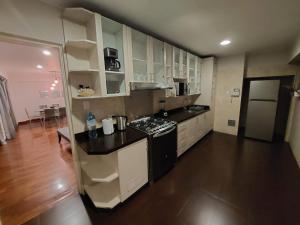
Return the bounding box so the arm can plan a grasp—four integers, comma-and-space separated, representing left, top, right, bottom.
84, 182, 121, 208
100, 17, 128, 96
79, 147, 121, 209
63, 7, 105, 99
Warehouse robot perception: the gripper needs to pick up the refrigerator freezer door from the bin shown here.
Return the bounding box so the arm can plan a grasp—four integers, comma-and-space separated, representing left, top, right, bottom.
249, 80, 280, 101
245, 100, 278, 141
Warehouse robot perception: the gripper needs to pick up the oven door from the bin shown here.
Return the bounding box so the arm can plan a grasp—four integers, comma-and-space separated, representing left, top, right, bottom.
150, 125, 177, 181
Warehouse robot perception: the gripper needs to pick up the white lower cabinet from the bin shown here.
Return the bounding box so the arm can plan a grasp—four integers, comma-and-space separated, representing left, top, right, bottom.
80, 138, 148, 208
177, 111, 213, 157
117, 139, 148, 201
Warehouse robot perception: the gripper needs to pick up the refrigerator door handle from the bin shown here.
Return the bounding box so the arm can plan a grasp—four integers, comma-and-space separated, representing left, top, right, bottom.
249, 99, 277, 102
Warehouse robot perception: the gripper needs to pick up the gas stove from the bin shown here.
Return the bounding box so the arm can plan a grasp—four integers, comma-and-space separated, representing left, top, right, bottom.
129, 117, 176, 135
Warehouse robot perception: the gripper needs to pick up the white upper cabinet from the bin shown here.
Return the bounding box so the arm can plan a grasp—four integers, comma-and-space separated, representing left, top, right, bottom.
196, 57, 202, 94
128, 28, 151, 82
173, 47, 181, 79
187, 53, 197, 95
165, 43, 176, 97
100, 17, 129, 96
151, 37, 165, 83
181, 50, 188, 79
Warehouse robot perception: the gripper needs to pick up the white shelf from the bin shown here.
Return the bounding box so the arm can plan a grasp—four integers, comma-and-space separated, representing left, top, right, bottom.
84, 184, 120, 208
65, 40, 97, 49
63, 8, 94, 24
69, 69, 99, 73
133, 58, 147, 62
106, 93, 126, 97
73, 95, 102, 100
81, 163, 118, 183
105, 71, 125, 75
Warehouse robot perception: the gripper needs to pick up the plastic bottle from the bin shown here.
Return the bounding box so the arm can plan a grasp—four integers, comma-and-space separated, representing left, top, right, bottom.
86, 112, 98, 139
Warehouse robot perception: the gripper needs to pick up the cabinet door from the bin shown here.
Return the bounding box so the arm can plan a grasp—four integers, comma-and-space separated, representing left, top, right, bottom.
118, 139, 148, 201
196, 57, 202, 94
173, 47, 180, 78
152, 38, 165, 83
181, 50, 187, 78
204, 111, 213, 134
199, 57, 215, 106
188, 53, 197, 95
165, 43, 176, 97
131, 29, 149, 82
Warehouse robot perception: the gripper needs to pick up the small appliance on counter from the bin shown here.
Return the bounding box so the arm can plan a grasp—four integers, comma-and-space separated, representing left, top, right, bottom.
102, 118, 114, 135
157, 99, 168, 117
174, 82, 188, 96
104, 47, 121, 71
113, 115, 127, 131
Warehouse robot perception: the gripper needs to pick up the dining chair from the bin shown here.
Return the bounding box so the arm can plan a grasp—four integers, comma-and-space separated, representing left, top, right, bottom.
25, 108, 43, 128
42, 108, 59, 128
56, 107, 67, 127
39, 104, 48, 109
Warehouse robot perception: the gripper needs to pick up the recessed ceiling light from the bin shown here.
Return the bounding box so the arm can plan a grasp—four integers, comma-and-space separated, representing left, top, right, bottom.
36, 64, 43, 69
42, 50, 51, 56
220, 39, 231, 46
52, 83, 56, 87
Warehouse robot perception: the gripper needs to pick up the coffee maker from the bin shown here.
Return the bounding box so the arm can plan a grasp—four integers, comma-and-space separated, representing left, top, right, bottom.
104, 48, 121, 71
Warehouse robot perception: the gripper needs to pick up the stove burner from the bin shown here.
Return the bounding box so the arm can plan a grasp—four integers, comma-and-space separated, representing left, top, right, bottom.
129, 117, 176, 135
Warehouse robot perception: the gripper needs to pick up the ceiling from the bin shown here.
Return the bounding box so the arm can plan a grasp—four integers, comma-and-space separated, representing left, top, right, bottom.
40, 0, 300, 57
0, 41, 61, 74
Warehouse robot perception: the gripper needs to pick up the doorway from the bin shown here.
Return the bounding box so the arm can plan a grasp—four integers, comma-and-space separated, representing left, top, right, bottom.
0, 37, 77, 225
239, 76, 295, 142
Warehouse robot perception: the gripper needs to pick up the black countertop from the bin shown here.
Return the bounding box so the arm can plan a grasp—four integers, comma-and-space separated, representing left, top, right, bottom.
156, 105, 210, 123
75, 127, 147, 155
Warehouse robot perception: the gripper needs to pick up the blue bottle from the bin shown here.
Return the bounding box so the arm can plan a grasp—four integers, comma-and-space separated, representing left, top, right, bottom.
87, 112, 98, 139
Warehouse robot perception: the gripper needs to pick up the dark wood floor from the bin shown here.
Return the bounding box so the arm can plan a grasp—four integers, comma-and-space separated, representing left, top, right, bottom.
23, 132, 300, 225
0, 122, 77, 225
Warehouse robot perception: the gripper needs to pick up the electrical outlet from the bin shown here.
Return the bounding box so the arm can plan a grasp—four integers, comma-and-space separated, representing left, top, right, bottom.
228, 120, 236, 127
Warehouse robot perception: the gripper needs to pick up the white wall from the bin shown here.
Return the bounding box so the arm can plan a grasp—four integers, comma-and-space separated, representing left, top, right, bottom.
289, 97, 300, 167
0, 0, 64, 44
246, 49, 300, 78
290, 34, 300, 63
214, 54, 245, 135
7, 71, 65, 123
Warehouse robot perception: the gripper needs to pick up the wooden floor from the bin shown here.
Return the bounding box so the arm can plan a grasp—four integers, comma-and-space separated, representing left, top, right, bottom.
0, 122, 77, 225
23, 132, 300, 225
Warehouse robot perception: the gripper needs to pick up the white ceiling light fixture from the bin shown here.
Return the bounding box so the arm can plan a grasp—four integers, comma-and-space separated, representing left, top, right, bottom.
36, 64, 43, 69
220, 39, 231, 46
54, 79, 59, 84
50, 86, 55, 90
42, 50, 51, 56
52, 83, 56, 87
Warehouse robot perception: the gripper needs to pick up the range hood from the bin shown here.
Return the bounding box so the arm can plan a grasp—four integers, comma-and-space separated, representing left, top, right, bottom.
130, 82, 172, 91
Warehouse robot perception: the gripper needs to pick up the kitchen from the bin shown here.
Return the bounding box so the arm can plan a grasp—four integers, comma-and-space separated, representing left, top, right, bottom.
1, 0, 300, 224
63, 7, 216, 207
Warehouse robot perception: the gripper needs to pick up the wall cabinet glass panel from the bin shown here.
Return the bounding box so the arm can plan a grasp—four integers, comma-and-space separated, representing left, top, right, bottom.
181, 50, 187, 78
153, 38, 165, 83
131, 29, 148, 82
188, 53, 197, 95
173, 47, 180, 78
196, 57, 202, 94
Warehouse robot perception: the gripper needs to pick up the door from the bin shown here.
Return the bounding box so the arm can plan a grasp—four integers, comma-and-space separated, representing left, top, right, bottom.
245, 80, 280, 141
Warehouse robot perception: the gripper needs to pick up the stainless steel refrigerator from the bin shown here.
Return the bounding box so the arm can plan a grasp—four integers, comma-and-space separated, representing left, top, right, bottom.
245, 80, 280, 141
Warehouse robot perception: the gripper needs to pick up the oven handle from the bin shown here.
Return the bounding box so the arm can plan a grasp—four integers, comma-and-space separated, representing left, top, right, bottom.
153, 126, 176, 138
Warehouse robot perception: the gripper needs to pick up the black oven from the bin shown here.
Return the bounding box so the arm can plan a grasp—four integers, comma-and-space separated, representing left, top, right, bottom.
148, 125, 177, 181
